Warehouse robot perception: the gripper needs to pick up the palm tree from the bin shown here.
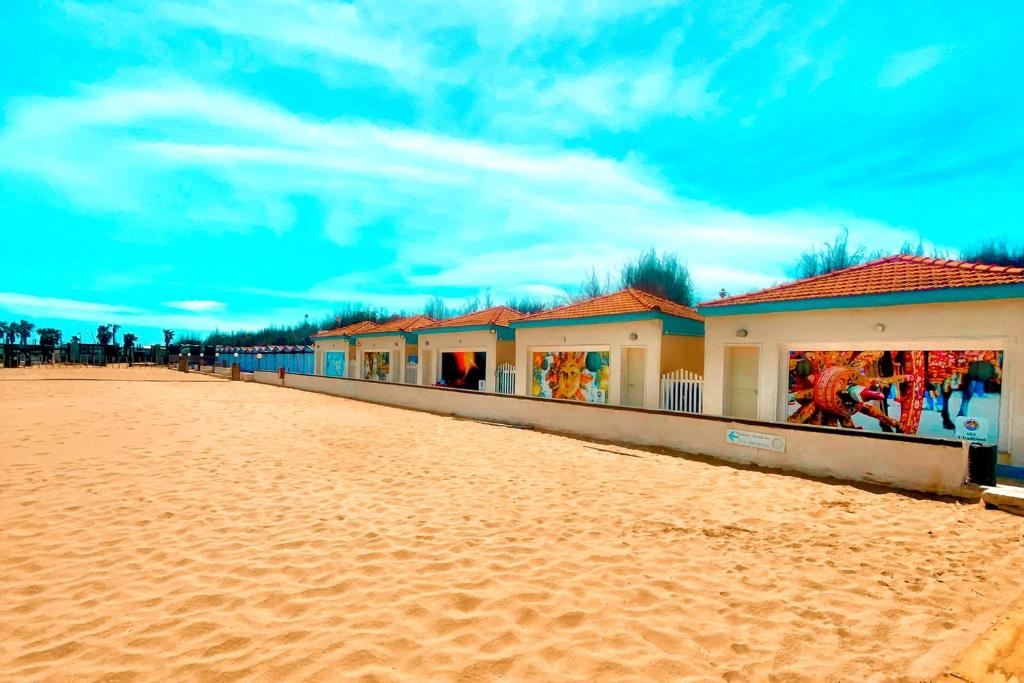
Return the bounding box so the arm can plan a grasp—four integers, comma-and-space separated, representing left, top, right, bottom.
123, 332, 138, 367
70, 335, 81, 344
37, 328, 61, 346
96, 325, 112, 345
163, 328, 174, 347
17, 320, 34, 346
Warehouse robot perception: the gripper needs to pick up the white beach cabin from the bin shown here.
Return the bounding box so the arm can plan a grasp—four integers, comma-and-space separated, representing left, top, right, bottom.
697, 255, 1024, 475
414, 306, 520, 392
509, 288, 704, 410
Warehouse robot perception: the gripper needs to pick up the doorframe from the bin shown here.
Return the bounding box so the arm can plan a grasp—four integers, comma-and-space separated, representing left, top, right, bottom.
620, 345, 647, 408
723, 342, 761, 420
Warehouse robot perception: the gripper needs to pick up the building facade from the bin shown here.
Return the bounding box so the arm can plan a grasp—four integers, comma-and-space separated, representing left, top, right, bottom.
510, 289, 704, 410
415, 306, 519, 391
698, 256, 1024, 470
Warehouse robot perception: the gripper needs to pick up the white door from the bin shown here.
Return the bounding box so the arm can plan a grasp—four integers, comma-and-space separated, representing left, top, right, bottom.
724, 345, 759, 419
622, 347, 646, 408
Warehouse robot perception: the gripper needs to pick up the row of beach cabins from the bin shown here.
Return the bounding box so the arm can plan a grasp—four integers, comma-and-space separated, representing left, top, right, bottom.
227, 256, 1024, 473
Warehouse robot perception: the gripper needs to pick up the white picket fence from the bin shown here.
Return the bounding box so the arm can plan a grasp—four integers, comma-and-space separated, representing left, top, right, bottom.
494, 363, 516, 395
660, 369, 703, 413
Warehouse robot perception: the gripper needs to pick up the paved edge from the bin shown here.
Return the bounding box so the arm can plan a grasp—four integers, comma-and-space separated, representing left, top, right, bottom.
936, 591, 1024, 682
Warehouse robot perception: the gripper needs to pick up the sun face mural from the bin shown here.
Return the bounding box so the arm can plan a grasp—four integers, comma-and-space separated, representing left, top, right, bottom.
531, 350, 610, 403
362, 351, 390, 381
787, 350, 1003, 442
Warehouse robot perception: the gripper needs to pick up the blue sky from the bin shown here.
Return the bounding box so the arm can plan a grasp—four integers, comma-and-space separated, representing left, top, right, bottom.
1, 1, 1022, 343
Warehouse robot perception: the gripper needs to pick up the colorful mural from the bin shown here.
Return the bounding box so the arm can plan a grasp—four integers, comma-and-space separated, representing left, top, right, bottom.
362, 351, 391, 381
439, 351, 487, 390
787, 350, 1003, 442
325, 351, 345, 377
531, 350, 610, 403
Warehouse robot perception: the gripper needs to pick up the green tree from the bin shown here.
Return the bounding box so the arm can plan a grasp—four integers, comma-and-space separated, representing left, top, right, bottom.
37, 328, 62, 346
505, 296, 550, 314
571, 267, 610, 302
619, 248, 695, 305
96, 325, 113, 345
16, 320, 35, 346
123, 332, 138, 366
961, 239, 1024, 267
163, 328, 175, 347
423, 295, 448, 320
791, 228, 867, 279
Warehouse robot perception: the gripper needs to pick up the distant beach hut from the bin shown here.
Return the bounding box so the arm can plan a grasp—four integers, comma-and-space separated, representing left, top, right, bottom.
350, 315, 435, 383
415, 306, 521, 392
697, 255, 1024, 475
509, 288, 704, 409
311, 320, 379, 377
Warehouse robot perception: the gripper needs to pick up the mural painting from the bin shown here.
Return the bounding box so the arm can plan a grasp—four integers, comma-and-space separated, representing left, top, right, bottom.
325, 351, 345, 377
531, 350, 610, 403
787, 350, 1003, 442
439, 351, 487, 390
362, 351, 391, 382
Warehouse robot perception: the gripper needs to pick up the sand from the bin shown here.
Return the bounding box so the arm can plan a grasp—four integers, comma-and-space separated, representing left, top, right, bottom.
2, 366, 1023, 682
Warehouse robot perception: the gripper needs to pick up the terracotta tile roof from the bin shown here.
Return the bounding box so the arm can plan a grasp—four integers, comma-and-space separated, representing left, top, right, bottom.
311, 319, 379, 338
513, 288, 702, 324
701, 255, 1024, 309
421, 306, 524, 331
364, 314, 436, 334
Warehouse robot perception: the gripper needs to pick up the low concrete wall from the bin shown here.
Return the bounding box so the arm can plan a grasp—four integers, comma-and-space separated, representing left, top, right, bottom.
254, 371, 970, 495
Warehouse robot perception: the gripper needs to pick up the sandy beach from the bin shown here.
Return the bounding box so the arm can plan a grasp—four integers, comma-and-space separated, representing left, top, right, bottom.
2, 367, 1023, 681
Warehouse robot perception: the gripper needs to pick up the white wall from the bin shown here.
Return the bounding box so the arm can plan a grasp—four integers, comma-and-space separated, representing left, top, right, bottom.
254, 371, 970, 495
514, 319, 664, 408
703, 299, 1024, 465
416, 329, 499, 390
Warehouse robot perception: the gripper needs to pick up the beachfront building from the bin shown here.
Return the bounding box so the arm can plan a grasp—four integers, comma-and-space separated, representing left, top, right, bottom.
414, 306, 520, 392
350, 315, 434, 384
310, 320, 379, 377
698, 255, 1024, 471
509, 288, 705, 410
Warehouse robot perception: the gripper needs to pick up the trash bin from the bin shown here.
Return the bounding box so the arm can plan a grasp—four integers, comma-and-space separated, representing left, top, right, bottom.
967, 443, 997, 486
231, 362, 241, 381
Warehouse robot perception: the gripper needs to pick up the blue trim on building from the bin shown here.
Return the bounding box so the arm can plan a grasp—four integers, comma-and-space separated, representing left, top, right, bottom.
510, 311, 657, 328
698, 283, 1024, 316
660, 315, 705, 336
311, 335, 351, 342
510, 311, 705, 336
418, 323, 518, 341
997, 464, 1024, 480
351, 331, 420, 343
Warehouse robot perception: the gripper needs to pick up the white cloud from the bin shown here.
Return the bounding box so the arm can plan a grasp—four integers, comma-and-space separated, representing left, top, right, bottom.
0, 292, 143, 318
0, 291, 283, 335
878, 46, 947, 88
164, 300, 227, 312
0, 78, 924, 305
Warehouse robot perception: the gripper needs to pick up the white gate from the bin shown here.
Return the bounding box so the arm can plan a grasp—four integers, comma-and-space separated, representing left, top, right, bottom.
405, 361, 418, 385
494, 363, 516, 395
661, 369, 703, 413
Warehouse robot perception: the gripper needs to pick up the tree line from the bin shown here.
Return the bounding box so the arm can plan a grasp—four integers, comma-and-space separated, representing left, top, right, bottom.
203, 235, 1020, 346
5, 235, 1018, 350
0, 321, 147, 354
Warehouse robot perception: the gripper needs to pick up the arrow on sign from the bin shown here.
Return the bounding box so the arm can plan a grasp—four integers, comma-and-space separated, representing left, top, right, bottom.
727, 430, 739, 442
